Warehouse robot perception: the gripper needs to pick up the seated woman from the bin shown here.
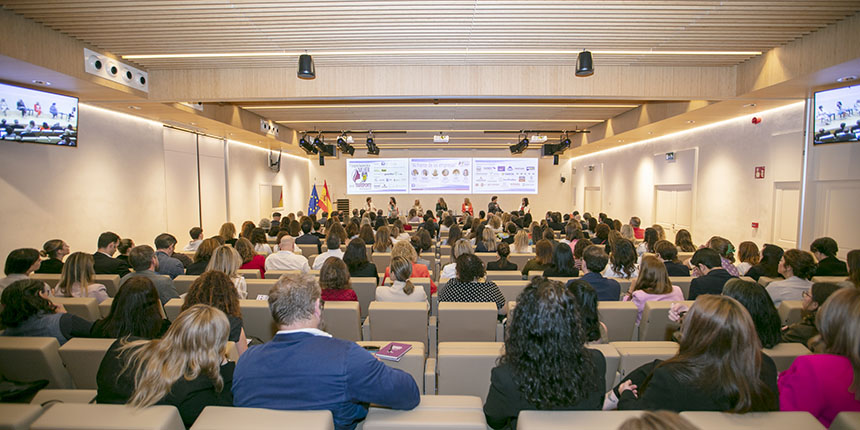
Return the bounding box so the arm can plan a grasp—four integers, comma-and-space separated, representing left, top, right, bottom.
766, 249, 817, 307
412, 230, 433, 269
372, 226, 393, 253
439, 253, 507, 316
573, 238, 593, 272
674, 229, 697, 253
511, 230, 532, 254
745, 244, 784, 282
623, 255, 684, 324
484, 277, 604, 429
185, 238, 220, 276
441, 224, 461, 246
440, 239, 473, 280
183, 271, 248, 356
206, 245, 248, 299
381, 241, 436, 293
615, 295, 778, 412
219, 222, 238, 247
543, 242, 580, 278
0, 279, 92, 345
847, 249, 860, 289
52, 252, 109, 303
521, 239, 553, 276
343, 238, 379, 285
475, 227, 498, 253
655, 240, 690, 277
90, 277, 169, 339
116, 238, 135, 266
636, 228, 658, 257
319, 257, 358, 302
35, 239, 69, 274
780, 282, 842, 347
604, 239, 639, 279
375, 256, 427, 303
235, 238, 265, 279
96, 304, 234, 428
779, 287, 860, 426
0, 248, 42, 290
487, 242, 518, 271
809, 237, 848, 276
691, 236, 740, 277
735, 241, 760, 276
567, 279, 607, 344
721, 279, 781, 349
250, 228, 273, 256
359, 224, 375, 246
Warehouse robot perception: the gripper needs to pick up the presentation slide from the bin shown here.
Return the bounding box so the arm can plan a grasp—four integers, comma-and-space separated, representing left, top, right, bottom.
472, 158, 539, 194
408, 158, 472, 194
346, 158, 409, 194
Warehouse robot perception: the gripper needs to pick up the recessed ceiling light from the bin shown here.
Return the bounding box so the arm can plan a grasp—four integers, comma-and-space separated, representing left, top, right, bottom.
837, 75, 858, 83
647, 131, 653, 135
617, 139, 624, 143
687, 120, 696, 124
32, 80, 51, 86
743, 103, 757, 108
128, 105, 141, 110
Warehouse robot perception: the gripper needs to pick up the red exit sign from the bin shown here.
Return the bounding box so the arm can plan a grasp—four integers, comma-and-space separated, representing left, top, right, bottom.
755, 166, 766, 179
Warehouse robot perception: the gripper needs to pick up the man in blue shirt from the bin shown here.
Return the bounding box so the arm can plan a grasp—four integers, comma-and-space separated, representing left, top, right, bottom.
568, 245, 621, 301
232, 273, 419, 430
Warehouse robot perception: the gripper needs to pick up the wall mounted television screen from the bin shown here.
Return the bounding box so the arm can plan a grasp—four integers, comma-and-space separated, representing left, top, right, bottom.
0, 82, 78, 147
813, 84, 859, 145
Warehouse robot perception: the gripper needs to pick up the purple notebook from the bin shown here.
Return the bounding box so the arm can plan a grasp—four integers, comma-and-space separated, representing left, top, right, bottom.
375, 342, 412, 362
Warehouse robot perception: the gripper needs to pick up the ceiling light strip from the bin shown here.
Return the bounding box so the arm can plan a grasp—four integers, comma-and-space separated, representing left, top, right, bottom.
243, 103, 639, 109
276, 119, 604, 123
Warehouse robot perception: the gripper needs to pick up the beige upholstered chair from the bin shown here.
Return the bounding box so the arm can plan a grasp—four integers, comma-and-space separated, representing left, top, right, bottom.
50, 297, 100, 321
830, 412, 860, 430
172, 275, 198, 295
263, 270, 303, 280
0, 404, 45, 430
811, 276, 849, 284
30, 389, 98, 406
240, 299, 277, 342
669, 276, 694, 299
436, 341, 503, 401
371, 253, 392, 272
58, 337, 116, 389
778, 300, 803, 325
30, 273, 61, 287
485, 271, 526, 282
98, 298, 113, 317
244, 279, 278, 299
758, 276, 779, 287
163, 298, 184, 321
680, 411, 825, 430
190, 407, 333, 430
296, 244, 321, 257
236, 269, 260, 279
437, 302, 497, 342
351, 277, 379, 318
493, 280, 529, 303
321, 300, 361, 341
0, 336, 74, 388
763, 342, 813, 373
94, 274, 121, 296
638, 300, 693, 341
30, 404, 185, 430
508, 253, 536, 268
589, 343, 621, 391
611, 341, 679, 380
597, 301, 639, 342
366, 301, 429, 348
363, 395, 486, 430
517, 411, 646, 430
357, 341, 427, 393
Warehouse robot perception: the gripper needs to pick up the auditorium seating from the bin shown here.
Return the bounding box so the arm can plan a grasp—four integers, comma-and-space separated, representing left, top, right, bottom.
30, 389, 97, 406
492, 280, 529, 303
589, 343, 622, 391
49, 296, 100, 321
830, 412, 860, 430
363, 395, 486, 430
237, 269, 260, 279
485, 270, 526, 281
57, 337, 115, 389
263, 270, 302, 280
613, 341, 679, 380
99, 298, 112, 317
238, 299, 278, 342
173, 275, 198, 295
191, 407, 333, 430
598, 301, 639, 342
762, 342, 812, 372
435, 342, 504, 401
0, 403, 45, 430
351, 277, 379, 317
30, 403, 185, 430
30, 274, 121, 296
363, 301, 430, 348
638, 300, 693, 341
0, 337, 74, 389
517, 410, 645, 430
669, 276, 694, 299
321, 300, 361, 341
245, 278, 277, 299
357, 341, 429, 393
679, 411, 825, 430
812, 275, 849, 284
371, 253, 392, 272
778, 300, 803, 325
758, 276, 779, 287
296, 244, 320, 256
437, 302, 499, 342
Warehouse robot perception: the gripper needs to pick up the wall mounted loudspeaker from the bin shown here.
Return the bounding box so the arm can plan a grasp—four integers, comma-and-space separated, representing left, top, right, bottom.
298, 54, 316, 79
576, 51, 594, 77
553, 154, 560, 165
84, 48, 149, 93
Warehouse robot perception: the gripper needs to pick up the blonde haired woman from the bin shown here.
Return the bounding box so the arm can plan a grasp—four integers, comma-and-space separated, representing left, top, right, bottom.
53, 252, 109, 303
218, 222, 237, 246
95, 304, 234, 428
381, 241, 436, 293
373, 226, 393, 253
206, 245, 247, 299
376, 256, 427, 302
512, 230, 532, 253
440, 238, 474, 280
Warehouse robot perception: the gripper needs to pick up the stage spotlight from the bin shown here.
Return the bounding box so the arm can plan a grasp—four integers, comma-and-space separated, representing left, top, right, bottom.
366, 133, 380, 155
337, 134, 355, 156
509, 134, 529, 154
576, 50, 594, 77
299, 134, 317, 154
313, 134, 327, 153
298, 54, 315, 79
558, 133, 571, 152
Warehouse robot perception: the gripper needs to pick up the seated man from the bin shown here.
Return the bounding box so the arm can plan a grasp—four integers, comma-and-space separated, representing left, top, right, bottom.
809, 236, 848, 276
688, 248, 735, 300
93, 231, 131, 277
154, 233, 185, 279
232, 273, 419, 430
120, 245, 179, 305
569, 245, 621, 301
295, 219, 323, 254
312, 234, 344, 270
184, 227, 204, 252
265, 235, 310, 273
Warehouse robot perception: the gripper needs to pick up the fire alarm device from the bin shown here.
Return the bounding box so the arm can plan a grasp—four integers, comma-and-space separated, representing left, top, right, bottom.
755, 166, 765, 179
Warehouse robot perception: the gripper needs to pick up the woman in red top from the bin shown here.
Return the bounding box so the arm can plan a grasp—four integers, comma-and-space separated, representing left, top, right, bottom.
319, 256, 358, 302
462, 198, 473, 216
381, 241, 436, 294
235, 238, 265, 278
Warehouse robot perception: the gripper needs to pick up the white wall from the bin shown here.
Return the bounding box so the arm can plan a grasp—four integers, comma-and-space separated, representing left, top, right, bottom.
307, 149, 574, 218
570, 102, 807, 248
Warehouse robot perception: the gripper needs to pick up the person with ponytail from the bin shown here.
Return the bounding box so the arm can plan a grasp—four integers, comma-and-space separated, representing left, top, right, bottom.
375, 256, 427, 302
53, 252, 109, 303
96, 304, 234, 428
35, 239, 69, 274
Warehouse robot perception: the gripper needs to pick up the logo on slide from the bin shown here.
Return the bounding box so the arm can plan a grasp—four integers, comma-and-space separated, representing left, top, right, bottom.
352, 167, 369, 185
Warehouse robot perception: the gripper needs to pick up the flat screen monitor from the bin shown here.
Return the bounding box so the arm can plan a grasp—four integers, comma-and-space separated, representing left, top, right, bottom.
0, 82, 78, 147
813, 84, 859, 145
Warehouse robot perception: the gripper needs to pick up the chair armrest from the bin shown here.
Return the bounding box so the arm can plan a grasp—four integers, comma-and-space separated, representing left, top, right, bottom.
424, 358, 437, 395
361, 316, 371, 341
431, 293, 438, 316
428, 316, 437, 359
496, 322, 505, 342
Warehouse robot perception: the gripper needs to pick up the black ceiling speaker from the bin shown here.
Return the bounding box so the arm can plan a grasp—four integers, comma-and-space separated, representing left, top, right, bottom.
576, 51, 594, 77
297, 54, 315, 79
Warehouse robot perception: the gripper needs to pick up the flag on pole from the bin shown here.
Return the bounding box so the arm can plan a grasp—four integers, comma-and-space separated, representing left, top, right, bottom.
307, 185, 320, 216
318, 180, 334, 213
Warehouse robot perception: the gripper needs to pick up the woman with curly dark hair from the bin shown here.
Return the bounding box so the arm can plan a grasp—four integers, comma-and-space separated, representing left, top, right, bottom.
605, 238, 639, 279
567, 279, 605, 343
0, 279, 92, 345
484, 277, 604, 429
722, 279, 782, 349
182, 271, 247, 355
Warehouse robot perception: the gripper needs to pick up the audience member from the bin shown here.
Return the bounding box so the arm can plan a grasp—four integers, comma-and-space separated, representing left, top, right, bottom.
35, 239, 69, 274
487, 242, 518, 271
674, 229, 697, 253
475, 227, 498, 253
439, 253, 507, 316
313, 235, 345, 270
692, 236, 740, 277
249, 228, 272, 256
219, 222, 238, 246
264, 236, 310, 273
206, 245, 248, 299
570, 245, 620, 301
629, 217, 644, 240
186, 238, 220, 276
375, 256, 427, 302
624, 255, 684, 324
543, 242, 580, 277
592, 224, 610, 245
688, 248, 735, 300
232, 273, 419, 430
637, 228, 658, 256
809, 237, 848, 276
521, 239, 553, 276
296, 220, 323, 254
319, 257, 357, 302
184, 227, 204, 252
779, 287, 860, 426
90, 277, 169, 339
239, 221, 255, 240
735, 241, 760, 276
96, 305, 234, 428
93, 231, 131, 277
745, 244, 784, 282
721, 279, 781, 349
154, 233, 184, 279
183, 271, 248, 355
651, 224, 666, 241
655, 240, 690, 276
568, 279, 607, 343
372, 226, 393, 253
52, 252, 109, 303
484, 277, 604, 429
120, 245, 179, 305
766, 249, 816, 307
615, 295, 777, 412
343, 239, 378, 286
511, 230, 531, 253
235, 238, 265, 278
116, 238, 135, 266
572, 238, 593, 272
1, 248, 41, 291
781, 282, 841, 347
848, 249, 860, 288
605, 238, 638, 279
381, 241, 435, 293
0, 279, 92, 345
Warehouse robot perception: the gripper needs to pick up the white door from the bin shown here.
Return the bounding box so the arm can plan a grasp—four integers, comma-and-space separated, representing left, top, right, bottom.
654, 185, 693, 242
772, 182, 801, 250
584, 187, 602, 215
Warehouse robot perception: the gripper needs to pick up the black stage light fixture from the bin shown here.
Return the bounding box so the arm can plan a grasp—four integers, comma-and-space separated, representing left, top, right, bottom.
299, 134, 317, 154
313, 134, 327, 153
366, 133, 380, 155
298, 54, 315, 79
576, 50, 594, 77
509, 134, 529, 155
557, 132, 571, 152
337, 135, 355, 156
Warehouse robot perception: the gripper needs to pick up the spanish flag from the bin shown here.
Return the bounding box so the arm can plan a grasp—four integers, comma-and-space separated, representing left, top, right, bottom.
318, 180, 334, 213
